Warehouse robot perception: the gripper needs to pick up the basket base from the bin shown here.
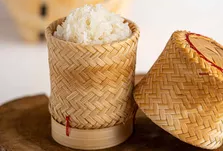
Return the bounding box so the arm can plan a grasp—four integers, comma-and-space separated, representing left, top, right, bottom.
51, 117, 134, 150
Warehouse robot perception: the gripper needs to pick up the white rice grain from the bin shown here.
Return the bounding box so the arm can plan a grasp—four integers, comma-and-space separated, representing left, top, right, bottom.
54, 4, 131, 44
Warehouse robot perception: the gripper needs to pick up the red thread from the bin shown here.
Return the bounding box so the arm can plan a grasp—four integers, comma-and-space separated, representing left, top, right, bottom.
185, 33, 223, 73
199, 73, 209, 75
66, 116, 70, 136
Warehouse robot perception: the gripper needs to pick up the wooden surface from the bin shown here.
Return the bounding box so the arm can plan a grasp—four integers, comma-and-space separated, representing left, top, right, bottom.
0, 75, 216, 151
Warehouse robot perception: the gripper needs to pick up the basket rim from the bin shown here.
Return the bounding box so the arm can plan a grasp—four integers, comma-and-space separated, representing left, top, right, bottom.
185, 32, 223, 72
178, 31, 223, 80
45, 17, 140, 47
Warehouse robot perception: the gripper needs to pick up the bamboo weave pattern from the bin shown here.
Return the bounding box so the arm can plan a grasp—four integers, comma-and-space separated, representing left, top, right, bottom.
134, 31, 223, 150
46, 18, 140, 129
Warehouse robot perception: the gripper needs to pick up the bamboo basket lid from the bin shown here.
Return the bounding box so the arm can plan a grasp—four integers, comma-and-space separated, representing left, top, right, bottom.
0, 75, 210, 151
134, 31, 223, 150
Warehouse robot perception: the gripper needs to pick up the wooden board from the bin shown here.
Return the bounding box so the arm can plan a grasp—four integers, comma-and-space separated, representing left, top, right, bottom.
0, 75, 217, 151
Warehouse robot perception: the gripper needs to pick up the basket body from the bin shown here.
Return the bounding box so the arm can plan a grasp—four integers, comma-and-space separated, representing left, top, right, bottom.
134, 31, 223, 150
45, 18, 139, 149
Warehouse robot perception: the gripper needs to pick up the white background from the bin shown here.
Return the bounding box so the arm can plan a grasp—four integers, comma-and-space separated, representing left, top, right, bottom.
0, 0, 223, 104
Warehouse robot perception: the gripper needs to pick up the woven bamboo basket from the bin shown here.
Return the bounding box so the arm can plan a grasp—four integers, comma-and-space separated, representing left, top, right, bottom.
3, 0, 131, 42
134, 31, 223, 150
45, 18, 140, 150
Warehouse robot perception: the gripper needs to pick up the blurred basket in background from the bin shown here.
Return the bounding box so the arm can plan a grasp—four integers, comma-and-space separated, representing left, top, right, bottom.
3, 0, 132, 42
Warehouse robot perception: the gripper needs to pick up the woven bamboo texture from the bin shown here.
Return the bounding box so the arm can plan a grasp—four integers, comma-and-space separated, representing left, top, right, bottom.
134, 31, 223, 150
45, 18, 140, 130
